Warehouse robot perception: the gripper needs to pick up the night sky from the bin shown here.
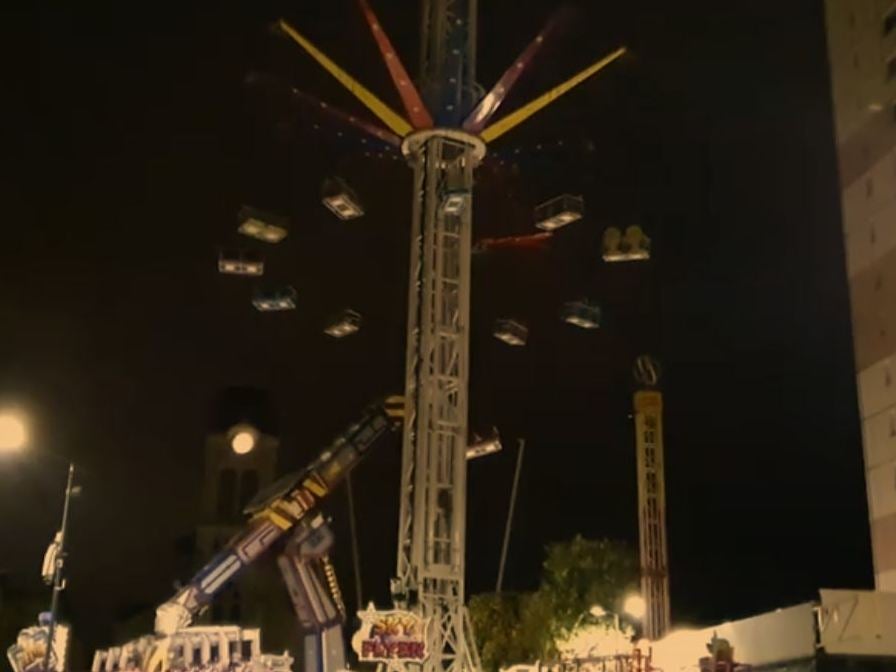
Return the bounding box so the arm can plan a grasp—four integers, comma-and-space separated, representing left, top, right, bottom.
0, 0, 872, 659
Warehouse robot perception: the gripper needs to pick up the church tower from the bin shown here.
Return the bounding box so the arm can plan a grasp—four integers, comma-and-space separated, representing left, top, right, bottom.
194, 387, 299, 654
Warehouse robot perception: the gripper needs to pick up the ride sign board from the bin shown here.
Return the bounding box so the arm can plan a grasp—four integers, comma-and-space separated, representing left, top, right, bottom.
352, 607, 430, 663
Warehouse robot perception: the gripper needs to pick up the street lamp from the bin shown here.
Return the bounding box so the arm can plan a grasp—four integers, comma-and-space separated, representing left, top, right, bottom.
589, 605, 609, 619
623, 594, 647, 620
0, 411, 28, 453
587, 604, 623, 631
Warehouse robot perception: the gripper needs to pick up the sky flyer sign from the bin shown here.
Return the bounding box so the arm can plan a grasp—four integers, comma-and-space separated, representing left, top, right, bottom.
352, 607, 431, 663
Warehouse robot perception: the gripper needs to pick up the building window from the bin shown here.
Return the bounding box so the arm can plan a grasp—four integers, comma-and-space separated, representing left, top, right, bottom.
217, 468, 236, 521
885, 7, 896, 36
239, 470, 259, 511
888, 54, 896, 81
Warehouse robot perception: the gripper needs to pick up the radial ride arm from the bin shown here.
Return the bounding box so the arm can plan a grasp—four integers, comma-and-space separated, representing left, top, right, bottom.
154, 396, 404, 635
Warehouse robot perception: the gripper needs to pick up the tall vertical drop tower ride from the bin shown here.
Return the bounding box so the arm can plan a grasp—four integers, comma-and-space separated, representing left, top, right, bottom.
395, 4, 481, 672
632, 356, 669, 641
275, 4, 626, 671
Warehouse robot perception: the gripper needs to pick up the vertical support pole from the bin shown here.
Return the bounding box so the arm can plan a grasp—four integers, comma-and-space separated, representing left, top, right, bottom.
496, 439, 525, 593
346, 473, 364, 609
44, 463, 75, 672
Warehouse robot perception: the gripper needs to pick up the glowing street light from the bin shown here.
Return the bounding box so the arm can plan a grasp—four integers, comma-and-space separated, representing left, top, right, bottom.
0, 405, 80, 672
623, 594, 647, 620
228, 423, 259, 455
0, 412, 28, 453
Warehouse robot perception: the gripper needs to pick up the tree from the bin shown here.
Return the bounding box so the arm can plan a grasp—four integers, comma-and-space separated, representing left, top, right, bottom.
469, 590, 559, 672
469, 537, 638, 672
539, 536, 639, 634
469, 593, 526, 672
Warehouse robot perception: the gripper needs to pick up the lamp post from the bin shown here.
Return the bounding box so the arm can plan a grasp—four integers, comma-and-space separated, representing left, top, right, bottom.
623, 594, 647, 621
42, 462, 76, 672
496, 438, 525, 593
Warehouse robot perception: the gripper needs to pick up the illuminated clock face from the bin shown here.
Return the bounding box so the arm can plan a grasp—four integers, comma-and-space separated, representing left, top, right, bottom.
228, 423, 259, 455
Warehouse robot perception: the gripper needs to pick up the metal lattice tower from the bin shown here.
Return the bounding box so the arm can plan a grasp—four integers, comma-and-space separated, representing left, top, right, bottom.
275, 6, 626, 670
392, 5, 481, 672
394, 129, 483, 672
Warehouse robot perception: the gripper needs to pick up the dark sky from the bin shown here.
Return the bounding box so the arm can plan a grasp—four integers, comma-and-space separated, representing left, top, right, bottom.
0, 0, 871, 659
